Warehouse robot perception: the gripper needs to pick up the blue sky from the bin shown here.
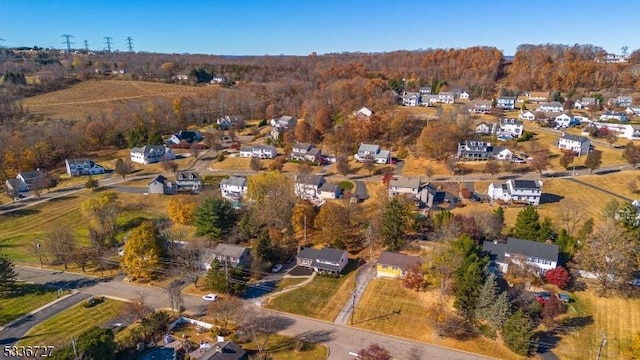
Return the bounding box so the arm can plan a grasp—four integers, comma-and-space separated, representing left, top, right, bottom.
1, 0, 638, 55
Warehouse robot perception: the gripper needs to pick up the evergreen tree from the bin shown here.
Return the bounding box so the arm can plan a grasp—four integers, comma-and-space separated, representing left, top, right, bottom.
454, 254, 486, 321
195, 197, 237, 242
537, 217, 554, 241
204, 260, 248, 296
555, 229, 578, 260
205, 260, 226, 292
52, 327, 116, 360
503, 310, 537, 356
489, 291, 512, 329
494, 206, 505, 226
576, 217, 594, 242
476, 272, 499, 320
511, 206, 541, 241
0, 251, 17, 295
379, 198, 411, 250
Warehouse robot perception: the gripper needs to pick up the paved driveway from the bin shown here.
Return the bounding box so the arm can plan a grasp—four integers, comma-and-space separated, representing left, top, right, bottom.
334, 262, 376, 325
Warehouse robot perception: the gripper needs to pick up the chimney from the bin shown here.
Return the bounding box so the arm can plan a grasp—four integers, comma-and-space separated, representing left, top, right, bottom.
217, 335, 225, 343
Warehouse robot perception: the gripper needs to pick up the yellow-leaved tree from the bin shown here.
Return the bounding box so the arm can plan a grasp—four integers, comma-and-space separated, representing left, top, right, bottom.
167, 196, 197, 225
121, 221, 163, 281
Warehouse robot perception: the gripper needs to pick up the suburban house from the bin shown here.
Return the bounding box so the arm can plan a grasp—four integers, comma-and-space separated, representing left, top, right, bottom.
587, 122, 640, 140
130, 145, 175, 165
207, 244, 251, 268
294, 174, 325, 200
291, 142, 323, 163
5, 170, 44, 193
376, 251, 423, 278
5, 178, 27, 193
493, 147, 514, 161
558, 134, 591, 156
537, 101, 564, 113
483, 238, 559, 275
458, 91, 470, 101
518, 110, 536, 121
421, 94, 439, 106
239, 145, 277, 159
354, 106, 374, 119
468, 100, 493, 114
457, 140, 494, 160
488, 179, 543, 206
270, 115, 297, 140
210, 75, 227, 84
296, 247, 349, 275
497, 96, 517, 110
625, 105, 640, 116
64, 159, 105, 177
169, 130, 203, 145
148, 175, 174, 195
388, 176, 428, 205
220, 176, 247, 202
318, 183, 342, 199
402, 92, 421, 106
574, 97, 599, 109
498, 118, 524, 139
527, 91, 549, 103
554, 113, 574, 127
419, 87, 432, 95
188, 340, 247, 360
175, 171, 202, 193
475, 121, 498, 135
437, 91, 455, 104
599, 111, 628, 122
217, 115, 245, 130
354, 143, 390, 164
614, 95, 633, 107
424, 184, 446, 208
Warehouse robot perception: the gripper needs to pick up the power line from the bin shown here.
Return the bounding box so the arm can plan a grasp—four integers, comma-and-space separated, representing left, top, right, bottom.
61, 34, 74, 52
125, 36, 134, 53
103, 36, 113, 52
83, 40, 89, 52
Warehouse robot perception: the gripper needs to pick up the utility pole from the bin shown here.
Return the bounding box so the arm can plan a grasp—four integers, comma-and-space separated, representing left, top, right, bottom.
83, 40, 89, 52
125, 36, 134, 52
303, 214, 307, 249
61, 34, 73, 52
36, 242, 43, 269
350, 289, 357, 325
596, 332, 607, 360
103, 36, 113, 52
71, 338, 78, 360
224, 257, 229, 295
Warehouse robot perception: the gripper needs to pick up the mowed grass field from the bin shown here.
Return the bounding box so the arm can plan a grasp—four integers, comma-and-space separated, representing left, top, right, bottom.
353, 279, 521, 360
553, 288, 640, 360
22, 80, 205, 121
0, 284, 59, 325
265, 262, 357, 322
16, 298, 127, 347
243, 334, 328, 360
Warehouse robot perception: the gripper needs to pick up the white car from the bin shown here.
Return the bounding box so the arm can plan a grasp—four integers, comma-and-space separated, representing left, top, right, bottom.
202, 294, 218, 301
271, 264, 283, 273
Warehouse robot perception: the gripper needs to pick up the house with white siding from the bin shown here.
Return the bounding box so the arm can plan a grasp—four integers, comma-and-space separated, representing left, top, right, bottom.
354, 143, 390, 164
239, 145, 277, 159
130, 145, 175, 165
488, 179, 543, 206
558, 134, 591, 156
65, 159, 105, 177
483, 238, 559, 275
220, 176, 248, 202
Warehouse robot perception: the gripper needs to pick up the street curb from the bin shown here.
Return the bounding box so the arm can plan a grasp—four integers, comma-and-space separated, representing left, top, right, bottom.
0, 289, 79, 332
17, 265, 102, 279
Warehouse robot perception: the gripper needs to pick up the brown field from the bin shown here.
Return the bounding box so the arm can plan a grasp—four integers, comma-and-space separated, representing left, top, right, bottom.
22, 80, 206, 121
354, 279, 522, 360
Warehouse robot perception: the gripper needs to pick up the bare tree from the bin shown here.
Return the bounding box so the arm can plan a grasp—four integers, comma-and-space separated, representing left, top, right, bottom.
250, 157, 262, 173
189, 142, 201, 160
207, 296, 243, 334
483, 159, 500, 179
297, 161, 312, 175
44, 228, 76, 269
166, 280, 184, 315
558, 199, 584, 236
362, 154, 376, 175
71, 247, 94, 273
4, 183, 17, 202
160, 159, 179, 173
502, 160, 515, 174
336, 154, 350, 178
169, 239, 204, 288
115, 158, 133, 180
126, 292, 151, 321
529, 149, 551, 176
240, 308, 293, 359
425, 164, 435, 181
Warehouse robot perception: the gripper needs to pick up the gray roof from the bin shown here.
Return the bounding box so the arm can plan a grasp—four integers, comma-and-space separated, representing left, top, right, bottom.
19, 170, 42, 180
483, 237, 559, 263
389, 176, 421, 190
149, 175, 167, 185
498, 96, 517, 101
358, 143, 380, 153
66, 158, 93, 166
296, 174, 324, 186
482, 241, 507, 262
213, 244, 249, 260
221, 176, 247, 187
307, 147, 322, 157
189, 341, 247, 360
319, 183, 341, 193
177, 171, 200, 181
511, 179, 541, 190
253, 144, 277, 152
298, 247, 347, 267
292, 142, 313, 151
318, 247, 347, 263
561, 134, 589, 143
540, 101, 563, 107
501, 118, 523, 126
378, 251, 423, 271
6, 178, 24, 190
240, 146, 253, 152
131, 144, 165, 155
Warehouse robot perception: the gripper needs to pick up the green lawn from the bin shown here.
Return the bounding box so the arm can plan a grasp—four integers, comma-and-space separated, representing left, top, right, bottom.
16, 298, 127, 347
0, 284, 59, 325
243, 334, 328, 360
276, 277, 307, 291
265, 262, 357, 322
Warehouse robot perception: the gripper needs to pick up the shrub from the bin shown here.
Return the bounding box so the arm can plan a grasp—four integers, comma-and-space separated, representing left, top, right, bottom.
339, 181, 354, 191
396, 148, 409, 159
258, 119, 267, 127
216, 153, 225, 162
545, 267, 571, 289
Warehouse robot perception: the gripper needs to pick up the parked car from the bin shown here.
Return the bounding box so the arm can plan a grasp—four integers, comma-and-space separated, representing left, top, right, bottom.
534, 292, 552, 303
202, 293, 218, 301
557, 293, 570, 303
271, 264, 283, 273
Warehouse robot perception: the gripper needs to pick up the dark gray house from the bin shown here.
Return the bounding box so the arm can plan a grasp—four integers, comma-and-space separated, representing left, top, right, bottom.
296, 247, 349, 274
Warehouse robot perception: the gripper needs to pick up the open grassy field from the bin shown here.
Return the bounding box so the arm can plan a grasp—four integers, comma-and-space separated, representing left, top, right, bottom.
0, 284, 59, 325
22, 80, 205, 121
353, 278, 521, 359
16, 298, 127, 347
265, 262, 357, 322
553, 287, 640, 360
244, 334, 328, 360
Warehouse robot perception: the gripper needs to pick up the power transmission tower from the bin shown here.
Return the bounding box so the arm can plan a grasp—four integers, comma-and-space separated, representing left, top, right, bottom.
125, 36, 134, 52
103, 36, 113, 52
61, 34, 74, 52
83, 40, 89, 52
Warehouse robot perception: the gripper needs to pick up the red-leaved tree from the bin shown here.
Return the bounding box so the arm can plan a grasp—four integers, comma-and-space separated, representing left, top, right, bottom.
403, 262, 425, 291
545, 267, 571, 289
358, 344, 391, 360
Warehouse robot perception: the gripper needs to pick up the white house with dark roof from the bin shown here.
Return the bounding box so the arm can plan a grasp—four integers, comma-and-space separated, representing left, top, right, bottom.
355, 143, 390, 164
519, 110, 536, 121
558, 134, 591, 156
291, 143, 323, 163
419, 87, 432, 95
169, 130, 202, 145
296, 247, 349, 274
318, 183, 342, 199
458, 91, 470, 101
475, 122, 497, 135
615, 95, 633, 107
488, 179, 543, 206
175, 171, 202, 193
354, 106, 374, 119
217, 115, 245, 130
239, 145, 277, 159
574, 97, 599, 109
65, 159, 105, 177
4, 169, 44, 193
130, 145, 175, 164
457, 140, 494, 160
220, 175, 247, 202
437, 91, 455, 104
493, 147, 514, 161
599, 111, 628, 122
148, 175, 174, 195
497, 96, 517, 110
468, 100, 493, 114
402, 92, 421, 107
294, 174, 325, 200
421, 94, 439, 106
205, 244, 251, 269
554, 113, 573, 127
498, 118, 524, 139
483, 237, 559, 275
537, 101, 564, 113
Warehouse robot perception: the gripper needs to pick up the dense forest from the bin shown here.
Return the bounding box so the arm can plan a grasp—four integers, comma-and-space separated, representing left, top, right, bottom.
1, 43, 639, 180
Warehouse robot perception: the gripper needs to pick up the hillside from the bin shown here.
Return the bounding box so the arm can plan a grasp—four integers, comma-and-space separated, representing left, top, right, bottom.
21, 80, 204, 121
